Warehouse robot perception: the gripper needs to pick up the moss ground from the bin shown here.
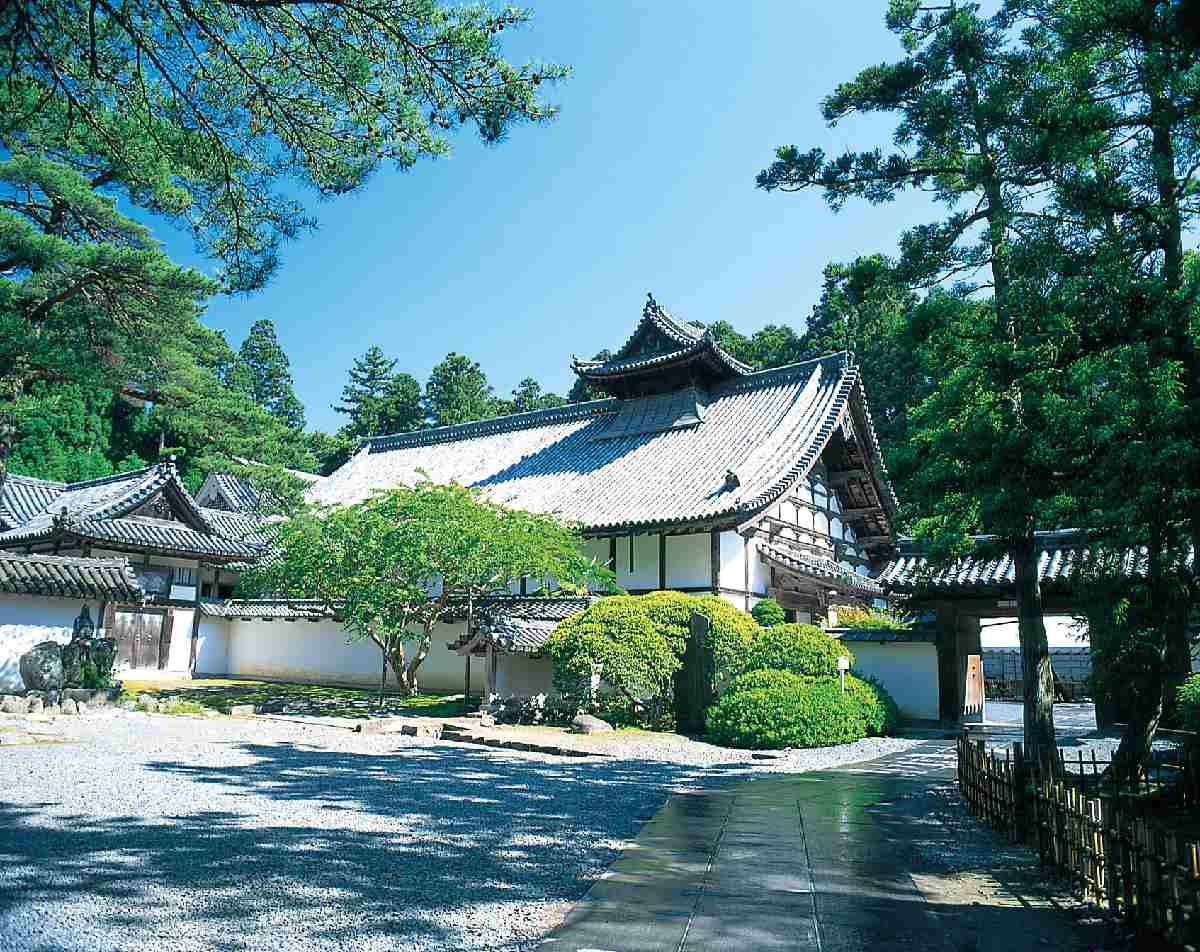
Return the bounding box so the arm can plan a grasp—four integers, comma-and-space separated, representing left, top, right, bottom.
120, 677, 469, 720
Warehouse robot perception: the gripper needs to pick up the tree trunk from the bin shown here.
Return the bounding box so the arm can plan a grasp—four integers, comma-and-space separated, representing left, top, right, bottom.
388, 632, 431, 698
379, 632, 390, 708
1109, 641, 1167, 784
1012, 532, 1056, 768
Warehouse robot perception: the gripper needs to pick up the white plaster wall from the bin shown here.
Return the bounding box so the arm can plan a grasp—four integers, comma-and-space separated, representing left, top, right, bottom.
226, 617, 480, 693
666, 533, 711, 589
847, 642, 940, 721
746, 535, 770, 596
613, 533, 660, 591
495, 655, 556, 697
0, 594, 102, 691
718, 530, 743, 592
194, 617, 230, 676
166, 609, 194, 672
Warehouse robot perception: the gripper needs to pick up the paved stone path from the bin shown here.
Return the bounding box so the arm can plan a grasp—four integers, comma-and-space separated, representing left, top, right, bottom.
542, 741, 1100, 952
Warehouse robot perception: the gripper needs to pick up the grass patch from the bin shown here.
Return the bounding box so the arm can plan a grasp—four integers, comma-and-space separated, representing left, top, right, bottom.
121, 678, 469, 720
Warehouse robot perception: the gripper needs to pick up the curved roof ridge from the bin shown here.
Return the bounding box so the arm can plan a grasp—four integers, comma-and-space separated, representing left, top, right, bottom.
365, 398, 617, 452
5, 472, 67, 490
61, 464, 158, 491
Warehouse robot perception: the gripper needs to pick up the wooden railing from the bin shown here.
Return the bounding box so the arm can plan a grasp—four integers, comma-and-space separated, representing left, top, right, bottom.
957, 734, 1200, 947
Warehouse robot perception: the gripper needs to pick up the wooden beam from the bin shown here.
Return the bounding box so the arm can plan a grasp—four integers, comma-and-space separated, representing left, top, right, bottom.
856, 535, 892, 547
840, 506, 883, 520
827, 468, 867, 486
710, 530, 720, 594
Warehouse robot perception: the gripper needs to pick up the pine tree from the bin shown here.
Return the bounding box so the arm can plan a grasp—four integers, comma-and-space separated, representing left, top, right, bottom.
334, 347, 398, 439
424, 353, 496, 427
238, 319, 306, 430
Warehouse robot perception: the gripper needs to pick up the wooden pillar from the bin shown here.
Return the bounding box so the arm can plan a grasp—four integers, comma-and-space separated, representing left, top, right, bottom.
486, 643, 497, 700
464, 654, 472, 703
935, 602, 960, 723
709, 530, 721, 594
658, 533, 667, 591
188, 561, 204, 675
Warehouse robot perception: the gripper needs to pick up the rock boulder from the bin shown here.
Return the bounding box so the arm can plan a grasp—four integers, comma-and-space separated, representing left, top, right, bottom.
19, 641, 64, 692
570, 714, 614, 735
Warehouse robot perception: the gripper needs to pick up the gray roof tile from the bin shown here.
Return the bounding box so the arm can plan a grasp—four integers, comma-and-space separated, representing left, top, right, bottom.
759, 540, 884, 596
311, 354, 895, 534
0, 552, 143, 599
877, 530, 1093, 595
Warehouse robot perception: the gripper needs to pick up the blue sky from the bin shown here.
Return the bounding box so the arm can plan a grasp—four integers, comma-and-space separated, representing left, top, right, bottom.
160, 2, 943, 434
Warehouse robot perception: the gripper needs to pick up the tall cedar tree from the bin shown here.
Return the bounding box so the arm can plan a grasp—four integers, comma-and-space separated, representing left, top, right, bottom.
334, 346, 422, 440
238, 319, 306, 430
756, 2, 1073, 759
1009, 0, 1200, 775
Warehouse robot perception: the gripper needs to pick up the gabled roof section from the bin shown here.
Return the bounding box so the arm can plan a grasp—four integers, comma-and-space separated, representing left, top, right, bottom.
311, 352, 898, 537
0, 462, 266, 563
196, 464, 325, 514
0, 551, 144, 600
571, 294, 753, 398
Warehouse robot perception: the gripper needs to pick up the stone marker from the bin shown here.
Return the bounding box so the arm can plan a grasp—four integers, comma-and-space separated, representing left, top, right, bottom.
27, 697, 43, 715
43, 703, 60, 716
19, 642, 64, 692
229, 705, 255, 717
570, 714, 614, 734
60, 698, 78, 715
1, 695, 30, 715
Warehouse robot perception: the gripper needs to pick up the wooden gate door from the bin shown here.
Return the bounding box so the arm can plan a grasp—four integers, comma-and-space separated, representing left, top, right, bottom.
112, 608, 169, 670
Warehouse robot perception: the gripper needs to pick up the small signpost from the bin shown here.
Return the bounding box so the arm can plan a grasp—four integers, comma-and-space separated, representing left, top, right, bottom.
837, 654, 850, 692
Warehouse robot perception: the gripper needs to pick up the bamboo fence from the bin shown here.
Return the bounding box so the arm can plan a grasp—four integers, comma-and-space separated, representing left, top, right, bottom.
957, 733, 1200, 948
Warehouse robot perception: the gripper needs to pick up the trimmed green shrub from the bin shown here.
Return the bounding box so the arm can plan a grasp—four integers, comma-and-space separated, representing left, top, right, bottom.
730, 668, 809, 694
546, 595, 685, 725
833, 605, 913, 630
845, 673, 899, 736
1175, 674, 1200, 733
706, 678, 866, 750
740, 623, 853, 679
751, 598, 786, 628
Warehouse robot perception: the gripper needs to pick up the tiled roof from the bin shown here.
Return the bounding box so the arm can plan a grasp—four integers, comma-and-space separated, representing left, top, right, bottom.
63, 518, 263, 560
195, 472, 260, 513
0, 474, 64, 528
830, 628, 936, 643
877, 530, 1092, 596
0, 463, 266, 562
461, 595, 596, 655
198, 599, 334, 620
759, 539, 884, 596
0, 552, 143, 600
311, 353, 896, 534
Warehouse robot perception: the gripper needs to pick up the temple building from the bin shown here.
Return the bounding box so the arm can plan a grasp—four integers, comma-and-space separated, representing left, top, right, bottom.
0, 296, 946, 719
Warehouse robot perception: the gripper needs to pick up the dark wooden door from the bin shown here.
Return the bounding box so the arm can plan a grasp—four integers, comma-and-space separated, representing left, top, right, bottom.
113, 609, 168, 669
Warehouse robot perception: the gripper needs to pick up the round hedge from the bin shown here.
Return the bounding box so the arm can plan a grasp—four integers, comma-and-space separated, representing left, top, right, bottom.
705, 678, 867, 750
729, 668, 809, 694
751, 598, 786, 628
844, 673, 900, 736
740, 623, 853, 679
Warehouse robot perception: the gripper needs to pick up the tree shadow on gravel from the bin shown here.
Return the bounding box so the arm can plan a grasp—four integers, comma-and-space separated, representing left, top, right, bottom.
0, 742, 708, 952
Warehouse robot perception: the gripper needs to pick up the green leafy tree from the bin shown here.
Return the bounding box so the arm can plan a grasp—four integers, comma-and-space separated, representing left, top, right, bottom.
751, 598, 786, 628
238, 319, 305, 429
424, 353, 496, 427
242, 481, 611, 698
509, 377, 567, 414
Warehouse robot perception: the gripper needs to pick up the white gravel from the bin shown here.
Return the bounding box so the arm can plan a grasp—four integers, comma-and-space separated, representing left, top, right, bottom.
0, 709, 922, 952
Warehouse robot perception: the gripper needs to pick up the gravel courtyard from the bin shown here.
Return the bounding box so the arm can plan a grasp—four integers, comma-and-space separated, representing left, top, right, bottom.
0, 710, 919, 952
